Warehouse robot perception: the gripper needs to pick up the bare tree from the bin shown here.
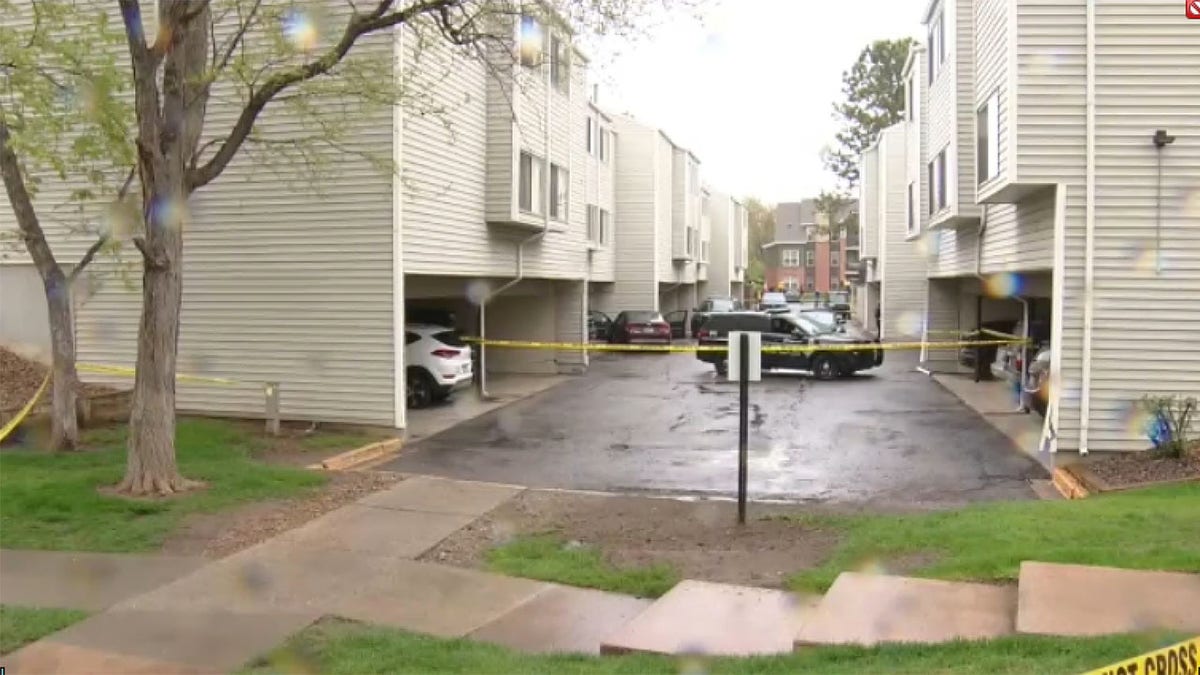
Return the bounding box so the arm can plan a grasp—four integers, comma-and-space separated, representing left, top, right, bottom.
3, 0, 693, 493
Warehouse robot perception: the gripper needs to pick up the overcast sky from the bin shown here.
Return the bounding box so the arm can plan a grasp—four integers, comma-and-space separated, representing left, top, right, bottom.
594, 0, 925, 204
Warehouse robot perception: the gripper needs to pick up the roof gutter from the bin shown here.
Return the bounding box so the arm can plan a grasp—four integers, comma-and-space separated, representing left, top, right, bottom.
1079, 0, 1096, 455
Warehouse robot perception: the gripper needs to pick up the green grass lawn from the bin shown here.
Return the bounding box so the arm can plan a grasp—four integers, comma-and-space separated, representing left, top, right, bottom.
244, 619, 1183, 675
0, 418, 327, 552
787, 482, 1200, 592
0, 606, 88, 655
486, 535, 678, 598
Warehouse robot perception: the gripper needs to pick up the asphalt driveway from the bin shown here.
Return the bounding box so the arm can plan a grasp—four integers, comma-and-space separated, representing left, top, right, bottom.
383, 350, 1045, 507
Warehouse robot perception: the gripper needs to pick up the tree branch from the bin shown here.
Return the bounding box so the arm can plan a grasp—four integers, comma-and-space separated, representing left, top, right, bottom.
212, 0, 263, 74
187, 0, 461, 191
0, 113, 63, 284
68, 235, 110, 283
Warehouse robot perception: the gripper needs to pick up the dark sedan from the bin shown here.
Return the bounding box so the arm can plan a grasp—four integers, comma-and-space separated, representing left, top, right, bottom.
609, 310, 672, 345
695, 311, 882, 379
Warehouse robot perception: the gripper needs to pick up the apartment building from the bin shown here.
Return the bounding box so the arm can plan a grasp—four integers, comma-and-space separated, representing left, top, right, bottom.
606, 115, 705, 313
764, 200, 848, 294
867, 0, 1200, 454
0, 4, 613, 430
705, 190, 750, 301
857, 122, 927, 339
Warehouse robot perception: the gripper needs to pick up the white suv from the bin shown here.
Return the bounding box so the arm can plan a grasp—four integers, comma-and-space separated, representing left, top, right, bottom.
405, 324, 473, 409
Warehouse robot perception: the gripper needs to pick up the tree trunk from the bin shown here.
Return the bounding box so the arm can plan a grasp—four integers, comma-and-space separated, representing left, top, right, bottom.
45, 272, 81, 451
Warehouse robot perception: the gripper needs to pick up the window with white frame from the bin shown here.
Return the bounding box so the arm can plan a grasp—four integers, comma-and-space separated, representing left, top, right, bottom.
585, 116, 594, 155
549, 163, 568, 221
805, 249, 815, 267
519, 151, 544, 215
806, 278, 814, 291
599, 129, 610, 162
784, 277, 799, 292
928, 12, 944, 83
906, 182, 917, 236
928, 149, 947, 214
782, 249, 801, 267
599, 208, 610, 245
977, 91, 1000, 184
686, 229, 694, 257
550, 34, 569, 93
518, 15, 544, 68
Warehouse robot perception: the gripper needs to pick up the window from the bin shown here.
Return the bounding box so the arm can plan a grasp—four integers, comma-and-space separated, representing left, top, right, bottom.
977, 91, 1000, 184
550, 34, 569, 93
599, 129, 610, 162
928, 12, 944, 83
518, 15, 544, 68
519, 151, 544, 215
783, 277, 799, 292
906, 182, 917, 236
549, 163, 568, 220
831, 251, 840, 267
782, 249, 801, 267
586, 117, 594, 155
599, 208, 610, 244
587, 204, 599, 241
686, 229, 695, 256
806, 278, 815, 291
805, 249, 815, 267
928, 149, 946, 214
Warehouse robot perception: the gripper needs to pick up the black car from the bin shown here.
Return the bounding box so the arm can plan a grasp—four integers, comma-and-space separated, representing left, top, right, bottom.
588, 310, 613, 341
694, 311, 882, 379
690, 296, 741, 335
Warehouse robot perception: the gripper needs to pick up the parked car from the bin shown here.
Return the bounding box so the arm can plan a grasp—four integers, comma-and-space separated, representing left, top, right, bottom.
609, 310, 672, 345
759, 292, 788, 311
664, 310, 689, 339
690, 296, 741, 335
694, 311, 882, 379
405, 324, 473, 409
588, 310, 613, 341
958, 320, 1018, 379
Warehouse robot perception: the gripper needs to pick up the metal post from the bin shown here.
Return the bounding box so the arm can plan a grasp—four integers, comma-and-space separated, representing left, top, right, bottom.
264, 382, 280, 436
737, 332, 749, 525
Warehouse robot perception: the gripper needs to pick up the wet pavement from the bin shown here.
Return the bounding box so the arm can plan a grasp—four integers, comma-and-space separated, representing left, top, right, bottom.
383, 351, 1045, 507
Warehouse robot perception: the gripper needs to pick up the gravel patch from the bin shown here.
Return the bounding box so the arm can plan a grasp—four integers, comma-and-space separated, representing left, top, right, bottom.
1083, 450, 1200, 489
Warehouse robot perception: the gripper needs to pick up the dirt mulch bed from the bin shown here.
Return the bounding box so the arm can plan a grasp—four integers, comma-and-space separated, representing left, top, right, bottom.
162, 470, 403, 558
0, 346, 116, 411
1079, 450, 1200, 490
421, 490, 844, 589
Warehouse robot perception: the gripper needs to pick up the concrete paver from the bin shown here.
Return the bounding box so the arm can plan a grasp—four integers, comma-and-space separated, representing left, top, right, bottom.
18, 609, 319, 674
1017, 562, 1200, 636
358, 474, 523, 516
600, 580, 815, 656
265, 503, 475, 559
0, 550, 205, 611
470, 586, 652, 654
385, 352, 1043, 506
328, 560, 552, 638
8, 641, 211, 675
795, 572, 1016, 646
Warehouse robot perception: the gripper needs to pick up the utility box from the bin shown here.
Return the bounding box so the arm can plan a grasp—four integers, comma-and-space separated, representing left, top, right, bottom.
727, 331, 762, 382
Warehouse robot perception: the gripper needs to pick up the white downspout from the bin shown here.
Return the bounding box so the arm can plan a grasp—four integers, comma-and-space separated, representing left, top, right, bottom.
1079, 0, 1096, 455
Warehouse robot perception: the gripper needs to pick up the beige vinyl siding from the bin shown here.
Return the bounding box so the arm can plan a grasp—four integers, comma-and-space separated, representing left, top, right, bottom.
400, 23, 587, 281
610, 120, 658, 310
554, 280, 586, 371
925, 0, 955, 209
951, 0, 978, 217
1075, 0, 1200, 451
929, 226, 979, 278
655, 135, 675, 281
906, 48, 929, 235
975, 0, 1009, 191
1014, 0, 1086, 185
923, 278, 963, 369
484, 37, 516, 223
878, 126, 926, 341
979, 188, 1055, 272
705, 191, 735, 297
671, 151, 687, 259
584, 105, 615, 283
859, 147, 880, 259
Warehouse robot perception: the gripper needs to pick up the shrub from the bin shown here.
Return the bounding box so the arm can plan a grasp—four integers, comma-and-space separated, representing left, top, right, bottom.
1140, 395, 1198, 459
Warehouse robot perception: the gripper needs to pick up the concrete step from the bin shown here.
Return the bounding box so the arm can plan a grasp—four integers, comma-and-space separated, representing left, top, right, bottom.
1016, 561, 1200, 637
599, 580, 819, 656
794, 572, 1016, 647
470, 586, 652, 654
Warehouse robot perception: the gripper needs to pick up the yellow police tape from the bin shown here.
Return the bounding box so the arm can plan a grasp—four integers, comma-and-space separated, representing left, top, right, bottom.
465, 336, 1028, 354
1081, 635, 1199, 675
0, 373, 49, 444
78, 363, 238, 385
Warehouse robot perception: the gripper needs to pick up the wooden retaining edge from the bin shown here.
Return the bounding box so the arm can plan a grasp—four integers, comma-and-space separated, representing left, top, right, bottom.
310, 438, 402, 471
1051, 466, 1091, 500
